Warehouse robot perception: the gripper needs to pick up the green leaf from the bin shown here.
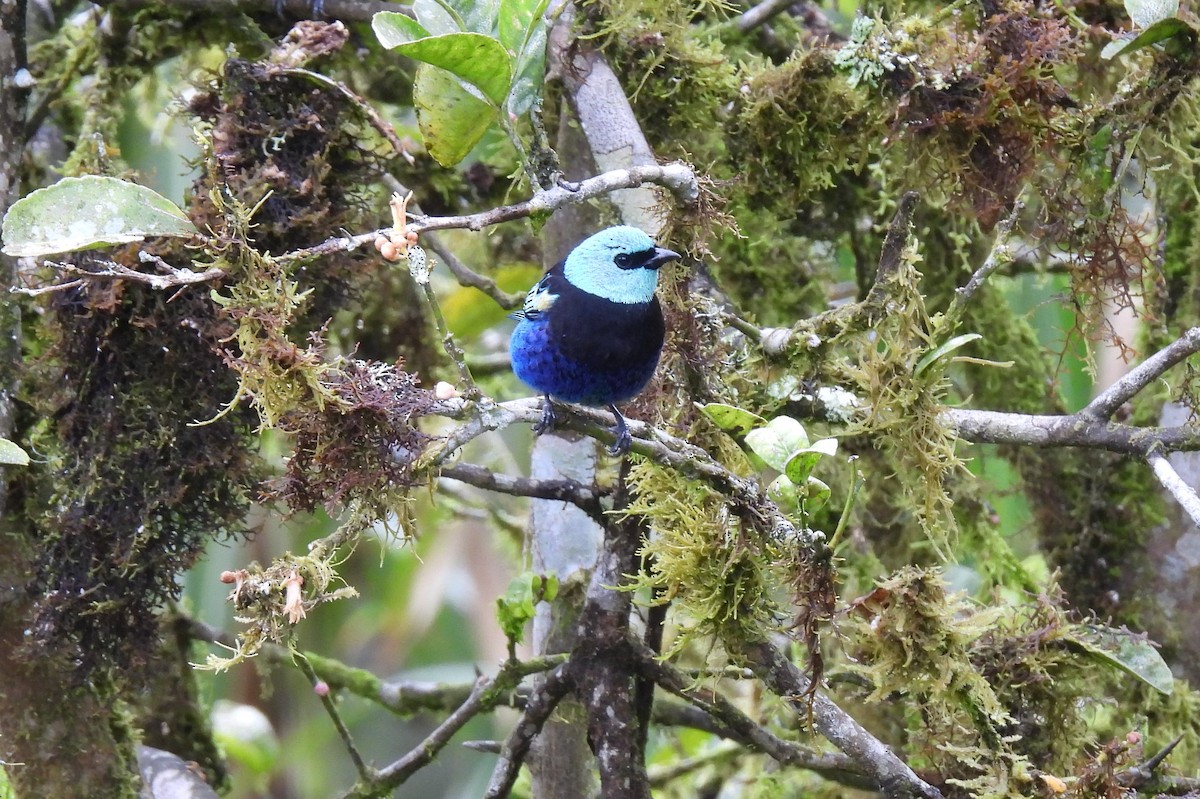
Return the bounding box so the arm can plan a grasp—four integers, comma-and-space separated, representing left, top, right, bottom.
1126, 0, 1178, 28
413, 64, 498, 167
914, 333, 982, 377
0, 438, 29, 466
507, 17, 548, 116
803, 477, 832, 510
1, 176, 197, 257
783, 437, 839, 484
698, 402, 767, 436
411, 0, 461, 34
766, 474, 800, 515
744, 416, 809, 472
1101, 17, 1193, 59
211, 700, 280, 777
373, 14, 512, 105
1065, 624, 1174, 695
496, 572, 555, 646
499, 0, 549, 51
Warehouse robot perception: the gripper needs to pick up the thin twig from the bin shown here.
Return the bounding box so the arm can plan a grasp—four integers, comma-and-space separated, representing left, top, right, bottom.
483, 663, 573, 799
648, 741, 742, 787
439, 462, 605, 521
277, 67, 412, 161
424, 234, 523, 310
1085, 327, 1200, 419
1147, 454, 1200, 527
1119, 734, 1185, 788
948, 201, 1023, 319
293, 651, 376, 783
339, 656, 545, 799
278, 163, 699, 265
733, 0, 794, 32
13, 259, 225, 295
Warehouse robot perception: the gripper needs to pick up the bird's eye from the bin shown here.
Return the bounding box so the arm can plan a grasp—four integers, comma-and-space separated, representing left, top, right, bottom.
614, 253, 633, 267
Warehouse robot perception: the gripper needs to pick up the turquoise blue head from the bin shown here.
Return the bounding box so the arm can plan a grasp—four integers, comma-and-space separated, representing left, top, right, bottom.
562, 226, 681, 304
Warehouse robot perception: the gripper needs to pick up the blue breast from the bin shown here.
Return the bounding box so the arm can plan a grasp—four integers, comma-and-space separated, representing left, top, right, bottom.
510, 315, 660, 406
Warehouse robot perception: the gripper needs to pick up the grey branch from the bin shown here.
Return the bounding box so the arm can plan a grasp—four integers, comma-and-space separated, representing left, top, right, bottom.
279, 163, 699, 264
735, 0, 795, 32
439, 462, 605, 522
634, 642, 878, 791
741, 639, 945, 799
944, 408, 1200, 454
483, 664, 573, 799
1147, 454, 1200, 528
14, 258, 226, 295
1085, 327, 1200, 419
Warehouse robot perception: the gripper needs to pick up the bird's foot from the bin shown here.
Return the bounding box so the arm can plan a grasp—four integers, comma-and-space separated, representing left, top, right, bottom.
533, 396, 557, 436
607, 404, 633, 456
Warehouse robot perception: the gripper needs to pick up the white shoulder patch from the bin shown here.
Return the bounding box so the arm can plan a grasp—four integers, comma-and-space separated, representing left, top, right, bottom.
521, 274, 557, 319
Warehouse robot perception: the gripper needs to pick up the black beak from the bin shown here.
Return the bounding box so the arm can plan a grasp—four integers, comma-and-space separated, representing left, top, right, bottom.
646, 246, 681, 270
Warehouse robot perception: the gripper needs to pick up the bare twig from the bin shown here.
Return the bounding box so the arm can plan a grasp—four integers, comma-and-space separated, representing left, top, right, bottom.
424, 234, 523, 310
948, 201, 1023, 319
734, 0, 795, 32
293, 651, 375, 783
339, 655, 549, 799
1085, 327, 1200, 419
741, 639, 945, 799
1119, 734, 1185, 788
278, 163, 699, 265
483, 663, 573, 799
13, 259, 225, 295
1147, 454, 1200, 527
439, 462, 605, 521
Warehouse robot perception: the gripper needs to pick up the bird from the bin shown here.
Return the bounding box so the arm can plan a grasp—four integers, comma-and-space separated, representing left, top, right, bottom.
509, 225, 681, 455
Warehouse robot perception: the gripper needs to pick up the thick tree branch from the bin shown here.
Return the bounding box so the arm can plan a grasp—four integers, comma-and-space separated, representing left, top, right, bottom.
741, 639, 945, 799
483, 663, 573, 799
1085, 327, 1200, 419
1147, 454, 1200, 528
945, 408, 1200, 454
634, 641, 877, 790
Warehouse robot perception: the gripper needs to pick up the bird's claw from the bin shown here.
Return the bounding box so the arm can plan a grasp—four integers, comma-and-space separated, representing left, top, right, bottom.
533, 396, 557, 436
606, 403, 633, 456
607, 426, 633, 456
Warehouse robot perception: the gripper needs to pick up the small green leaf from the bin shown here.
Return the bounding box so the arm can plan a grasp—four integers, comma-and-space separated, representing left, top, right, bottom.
767, 474, 800, 515
914, 333, 982, 377
0, 438, 29, 466
373, 14, 512, 105
413, 64, 498, 167
698, 402, 767, 436
411, 0, 461, 34
1065, 624, 1174, 695
783, 437, 839, 484
496, 572, 556, 647
499, 0, 550, 51
2, 176, 197, 257
1101, 16, 1193, 59
1126, 0, 1178, 28
744, 416, 809, 472
507, 19, 548, 116
803, 477, 831, 510
211, 701, 280, 777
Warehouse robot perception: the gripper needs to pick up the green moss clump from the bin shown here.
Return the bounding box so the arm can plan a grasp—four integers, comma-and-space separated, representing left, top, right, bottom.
728, 50, 884, 217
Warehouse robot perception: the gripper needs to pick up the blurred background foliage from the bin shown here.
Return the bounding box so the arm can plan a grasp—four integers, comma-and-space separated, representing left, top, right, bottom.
7, 0, 1200, 796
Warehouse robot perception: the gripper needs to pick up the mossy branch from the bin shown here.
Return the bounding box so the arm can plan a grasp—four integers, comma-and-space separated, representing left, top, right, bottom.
277, 163, 699, 265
